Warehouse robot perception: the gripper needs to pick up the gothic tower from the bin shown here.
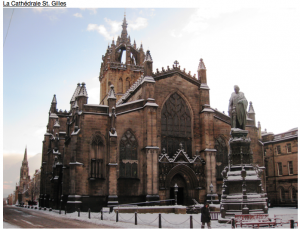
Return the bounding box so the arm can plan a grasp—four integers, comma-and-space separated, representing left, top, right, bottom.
99, 14, 146, 105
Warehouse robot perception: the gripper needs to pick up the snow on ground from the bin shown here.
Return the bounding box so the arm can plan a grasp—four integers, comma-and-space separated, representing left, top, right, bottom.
3, 221, 21, 228
10, 205, 298, 228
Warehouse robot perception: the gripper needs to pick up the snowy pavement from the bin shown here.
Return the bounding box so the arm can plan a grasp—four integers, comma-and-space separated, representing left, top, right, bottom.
8, 206, 298, 228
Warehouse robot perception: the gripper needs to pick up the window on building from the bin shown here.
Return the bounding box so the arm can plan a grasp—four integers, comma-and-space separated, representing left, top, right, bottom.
287, 143, 292, 153
90, 134, 104, 179
119, 130, 138, 178
91, 159, 103, 178
215, 136, 228, 180
290, 188, 297, 202
265, 160, 268, 176
279, 187, 285, 202
276, 145, 281, 154
277, 162, 282, 176
161, 93, 192, 158
288, 161, 293, 175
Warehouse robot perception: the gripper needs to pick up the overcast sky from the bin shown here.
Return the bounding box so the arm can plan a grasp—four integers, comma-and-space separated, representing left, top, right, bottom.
2, 1, 300, 197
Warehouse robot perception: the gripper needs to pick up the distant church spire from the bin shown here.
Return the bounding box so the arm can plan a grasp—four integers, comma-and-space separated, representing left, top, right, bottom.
23, 146, 28, 162
22, 146, 28, 167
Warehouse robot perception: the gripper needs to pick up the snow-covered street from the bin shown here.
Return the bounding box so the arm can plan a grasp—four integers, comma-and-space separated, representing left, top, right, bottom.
8, 205, 298, 228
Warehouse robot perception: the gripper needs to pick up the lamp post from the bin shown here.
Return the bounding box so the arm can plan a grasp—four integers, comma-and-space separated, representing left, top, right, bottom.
174, 183, 178, 205
210, 183, 213, 204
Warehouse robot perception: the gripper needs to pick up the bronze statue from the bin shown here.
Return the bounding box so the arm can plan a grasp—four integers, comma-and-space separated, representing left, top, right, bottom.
228, 85, 248, 130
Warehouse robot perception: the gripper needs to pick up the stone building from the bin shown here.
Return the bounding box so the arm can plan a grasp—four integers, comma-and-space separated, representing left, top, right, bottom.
262, 127, 298, 206
39, 15, 264, 212
10, 148, 41, 205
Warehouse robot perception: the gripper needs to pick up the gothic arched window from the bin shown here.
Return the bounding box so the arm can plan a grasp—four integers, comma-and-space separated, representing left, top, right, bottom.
125, 78, 130, 92
90, 134, 104, 179
161, 93, 192, 157
279, 187, 285, 202
118, 78, 123, 94
119, 130, 138, 178
215, 136, 228, 180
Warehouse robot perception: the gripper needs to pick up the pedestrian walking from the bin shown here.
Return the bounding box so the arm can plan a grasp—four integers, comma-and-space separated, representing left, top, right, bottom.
201, 203, 211, 228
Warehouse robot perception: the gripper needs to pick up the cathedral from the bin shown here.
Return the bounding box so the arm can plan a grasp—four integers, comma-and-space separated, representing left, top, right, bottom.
39, 15, 264, 212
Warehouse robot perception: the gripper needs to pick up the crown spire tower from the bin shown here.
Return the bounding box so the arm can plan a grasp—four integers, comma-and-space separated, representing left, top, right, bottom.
99, 13, 147, 105
121, 13, 128, 40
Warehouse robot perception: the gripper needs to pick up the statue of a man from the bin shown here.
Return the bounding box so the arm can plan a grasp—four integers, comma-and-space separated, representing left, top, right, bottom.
228, 85, 248, 130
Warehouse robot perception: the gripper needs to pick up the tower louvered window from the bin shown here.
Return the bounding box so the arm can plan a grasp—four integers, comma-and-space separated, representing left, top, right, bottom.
161, 93, 192, 157
119, 130, 138, 178
90, 135, 104, 179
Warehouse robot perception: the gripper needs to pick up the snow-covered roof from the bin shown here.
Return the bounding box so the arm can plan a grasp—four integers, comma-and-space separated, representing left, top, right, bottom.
77, 82, 88, 97
116, 75, 145, 105
107, 85, 117, 100
70, 83, 81, 103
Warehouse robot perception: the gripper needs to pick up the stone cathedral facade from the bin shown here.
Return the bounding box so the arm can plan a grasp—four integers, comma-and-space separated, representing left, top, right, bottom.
39, 15, 264, 212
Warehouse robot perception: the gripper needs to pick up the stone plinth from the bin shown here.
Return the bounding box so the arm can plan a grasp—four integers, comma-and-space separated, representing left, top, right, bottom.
219, 129, 268, 220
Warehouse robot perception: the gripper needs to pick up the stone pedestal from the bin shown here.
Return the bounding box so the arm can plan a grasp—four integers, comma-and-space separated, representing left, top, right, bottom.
219, 128, 268, 220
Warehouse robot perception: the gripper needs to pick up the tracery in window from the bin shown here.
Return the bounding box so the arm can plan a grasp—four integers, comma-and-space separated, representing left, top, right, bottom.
90, 134, 104, 179
215, 136, 228, 180
161, 93, 192, 157
120, 130, 138, 178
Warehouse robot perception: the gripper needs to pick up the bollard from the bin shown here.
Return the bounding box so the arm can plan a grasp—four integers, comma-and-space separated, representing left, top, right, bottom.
159, 213, 162, 228
231, 218, 235, 229
290, 219, 295, 229
88, 208, 91, 219
190, 215, 193, 228
101, 210, 103, 220
78, 208, 80, 217
65, 205, 67, 215
44, 207, 46, 211
59, 206, 61, 214
135, 212, 137, 225
116, 210, 119, 222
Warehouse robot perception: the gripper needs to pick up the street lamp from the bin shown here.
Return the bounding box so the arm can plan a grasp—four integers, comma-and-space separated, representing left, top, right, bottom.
210, 183, 213, 204
174, 183, 178, 205
210, 183, 213, 193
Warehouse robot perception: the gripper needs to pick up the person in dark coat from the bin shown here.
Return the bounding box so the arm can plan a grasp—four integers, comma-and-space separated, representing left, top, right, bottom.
201, 203, 211, 228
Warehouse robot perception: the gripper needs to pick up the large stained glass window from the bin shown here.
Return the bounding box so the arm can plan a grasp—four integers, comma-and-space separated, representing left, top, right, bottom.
161, 93, 192, 157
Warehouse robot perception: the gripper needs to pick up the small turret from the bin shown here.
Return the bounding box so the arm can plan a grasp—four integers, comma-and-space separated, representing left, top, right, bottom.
248, 101, 256, 126
76, 82, 88, 110
144, 50, 153, 76
50, 95, 57, 113
70, 83, 81, 110
197, 58, 207, 83
258, 121, 262, 139
107, 85, 116, 113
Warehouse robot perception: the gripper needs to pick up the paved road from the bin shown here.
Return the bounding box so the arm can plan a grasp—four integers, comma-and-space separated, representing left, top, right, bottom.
3, 205, 116, 228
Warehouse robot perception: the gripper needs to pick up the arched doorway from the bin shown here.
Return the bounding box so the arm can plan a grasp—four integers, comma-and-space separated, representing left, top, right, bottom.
170, 174, 187, 205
